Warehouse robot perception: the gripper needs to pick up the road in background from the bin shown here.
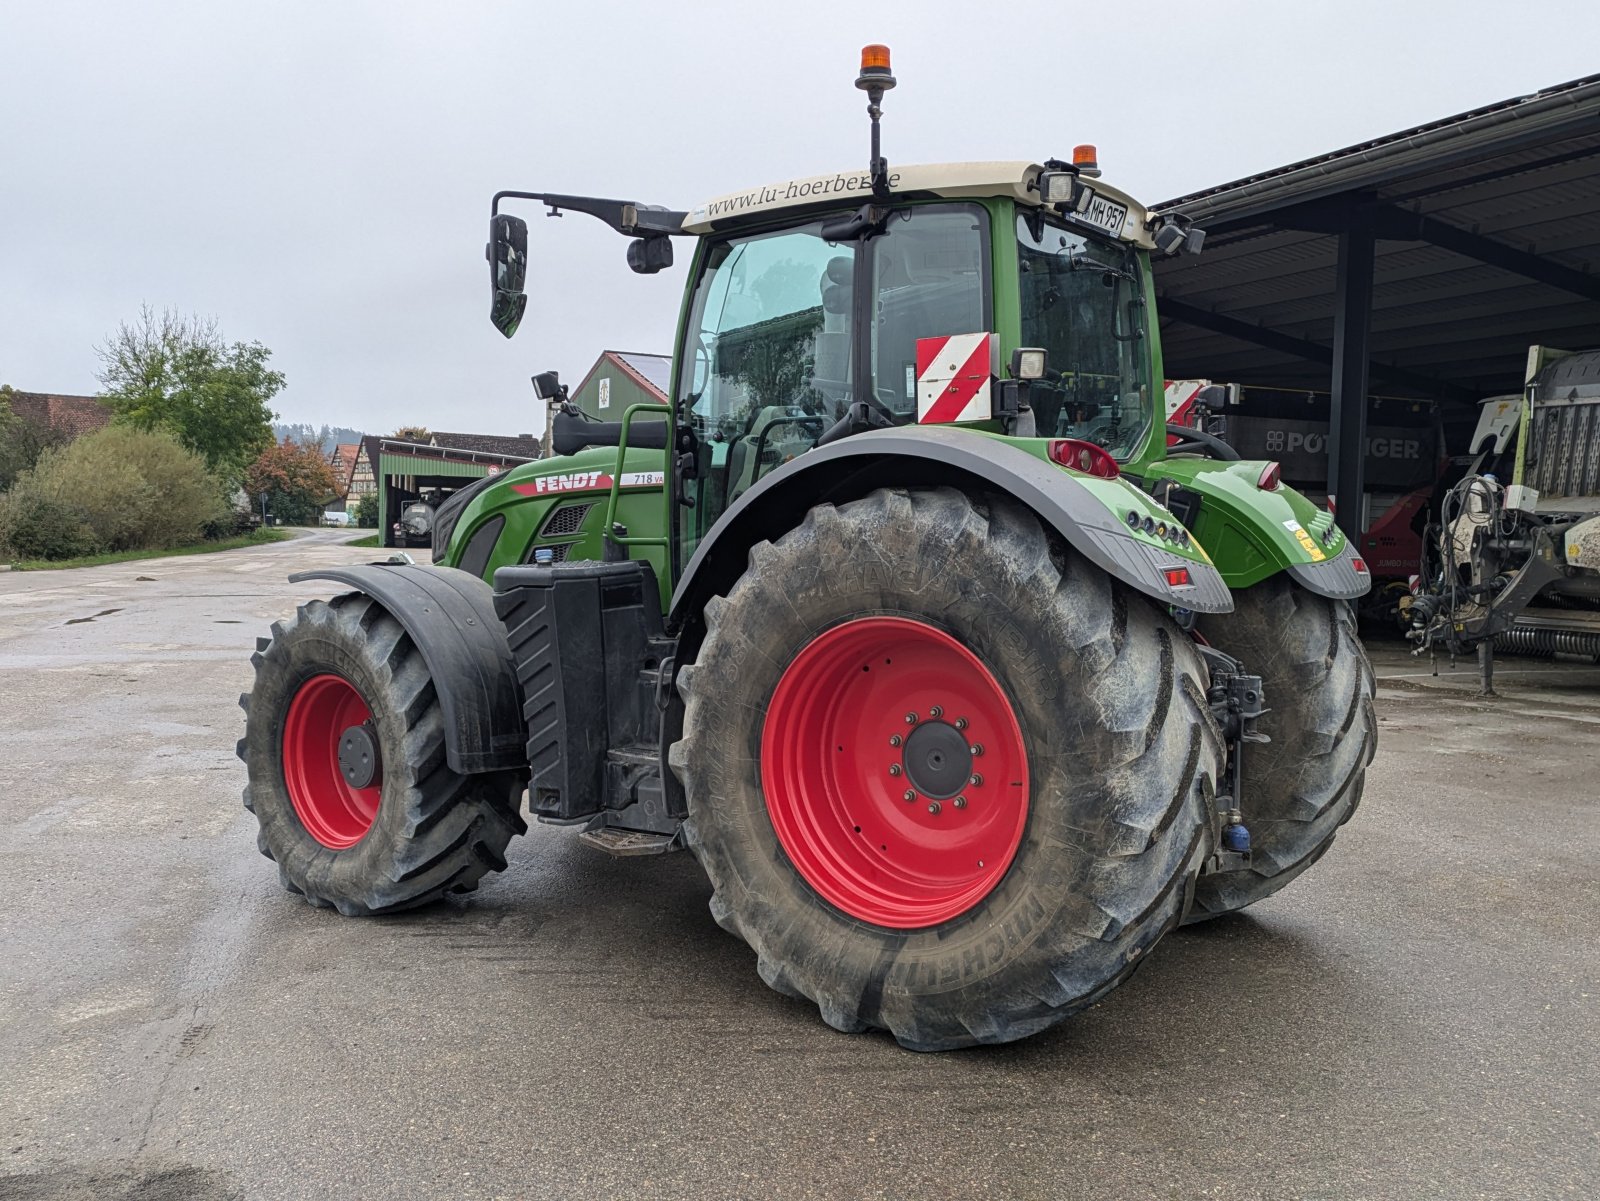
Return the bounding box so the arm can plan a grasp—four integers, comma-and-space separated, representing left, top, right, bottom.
1, 532, 1595, 1200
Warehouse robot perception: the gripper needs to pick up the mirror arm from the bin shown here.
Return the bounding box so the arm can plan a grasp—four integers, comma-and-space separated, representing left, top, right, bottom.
492, 190, 688, 237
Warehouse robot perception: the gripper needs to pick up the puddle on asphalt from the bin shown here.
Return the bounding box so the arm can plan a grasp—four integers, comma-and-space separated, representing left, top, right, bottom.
64, 608, 123, 625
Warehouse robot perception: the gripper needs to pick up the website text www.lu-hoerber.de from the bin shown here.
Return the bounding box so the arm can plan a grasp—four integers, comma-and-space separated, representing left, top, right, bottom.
701, 171, 904, 218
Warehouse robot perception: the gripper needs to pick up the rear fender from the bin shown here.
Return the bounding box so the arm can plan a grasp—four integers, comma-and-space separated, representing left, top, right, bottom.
1142, 458, 1372, 600
670, 427, 1233, 633
287, 564, 527, 774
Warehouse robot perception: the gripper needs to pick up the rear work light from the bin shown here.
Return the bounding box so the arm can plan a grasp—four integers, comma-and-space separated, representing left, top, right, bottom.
1257, 461, 1282, 491
1163, 567, 1191, 587
1048, 439, 1119, 479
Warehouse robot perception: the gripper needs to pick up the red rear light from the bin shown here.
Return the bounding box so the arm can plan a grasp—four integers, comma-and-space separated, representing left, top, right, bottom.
1352, 557, 1368, 574
1163, 567, 1191, 587
1048, 439, 1119, 479
1257, 461, 1282, 491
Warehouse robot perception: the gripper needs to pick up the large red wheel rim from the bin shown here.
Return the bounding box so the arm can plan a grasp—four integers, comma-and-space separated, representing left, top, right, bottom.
761, 617, 1030, 928
282, 673, 381, 849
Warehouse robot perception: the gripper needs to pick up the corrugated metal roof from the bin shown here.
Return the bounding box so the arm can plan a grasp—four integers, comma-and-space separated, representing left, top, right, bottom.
1153, 76, 1600, 407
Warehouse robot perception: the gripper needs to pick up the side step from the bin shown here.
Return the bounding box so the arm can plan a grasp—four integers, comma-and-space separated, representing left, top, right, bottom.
576, 826, 681, 857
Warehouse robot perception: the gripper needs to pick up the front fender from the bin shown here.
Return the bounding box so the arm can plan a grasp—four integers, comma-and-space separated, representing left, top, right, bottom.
671, 426, 1233, 626
287, 564, 527, 774
1142, 458, 1372, 599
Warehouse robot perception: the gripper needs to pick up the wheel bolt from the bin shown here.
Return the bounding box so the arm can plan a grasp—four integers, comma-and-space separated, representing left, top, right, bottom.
888, 764, 902, 777
903, 789, 916, 802
905, 712, 918, 725
927, 801, 941, 815
969, 773, 983, 787
929, 705, 943, 719
970, 743, 984, 757
954, 717, 968, 731
889, 734, 902, 747
953, 796, 967, 809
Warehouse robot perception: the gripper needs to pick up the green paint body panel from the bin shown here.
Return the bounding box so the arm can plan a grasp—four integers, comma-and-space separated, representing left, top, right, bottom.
439, 445, 672, 608
1139, 458, 1347, 589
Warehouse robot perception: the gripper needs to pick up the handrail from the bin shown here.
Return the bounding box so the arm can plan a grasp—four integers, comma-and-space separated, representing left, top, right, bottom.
603, 402, 674, 550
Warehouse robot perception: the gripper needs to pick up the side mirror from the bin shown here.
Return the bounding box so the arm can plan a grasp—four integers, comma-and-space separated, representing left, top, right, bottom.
531, 370, 564, 402
487, 214, 529, 338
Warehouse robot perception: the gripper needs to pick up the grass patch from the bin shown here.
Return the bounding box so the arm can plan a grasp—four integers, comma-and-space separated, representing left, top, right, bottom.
345, 534, 380, 547
7, 527, 293, 571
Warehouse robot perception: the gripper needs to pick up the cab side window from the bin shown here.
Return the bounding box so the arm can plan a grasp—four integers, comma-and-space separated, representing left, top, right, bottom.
870, 205, 988, 417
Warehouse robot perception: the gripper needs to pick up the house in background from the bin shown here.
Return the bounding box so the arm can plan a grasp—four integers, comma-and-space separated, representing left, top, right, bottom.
326, 442, 362, 511
4, 391, 112, 441
568, 351, 671, 422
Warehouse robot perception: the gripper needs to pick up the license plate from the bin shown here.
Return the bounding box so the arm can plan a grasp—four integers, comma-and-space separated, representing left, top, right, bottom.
1075, 188, 1129, 237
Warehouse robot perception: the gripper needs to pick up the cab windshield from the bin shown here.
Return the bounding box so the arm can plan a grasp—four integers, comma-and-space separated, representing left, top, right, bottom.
1016, 213, 1152, 459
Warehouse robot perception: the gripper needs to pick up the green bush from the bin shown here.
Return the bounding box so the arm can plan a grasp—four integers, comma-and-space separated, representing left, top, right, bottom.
354, 492, 379, 528
0, 493, 97, 560
0, 426, 226, 560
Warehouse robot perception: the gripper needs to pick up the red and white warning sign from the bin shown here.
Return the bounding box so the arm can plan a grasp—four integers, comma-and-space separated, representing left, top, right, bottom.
916, 332, 994, 424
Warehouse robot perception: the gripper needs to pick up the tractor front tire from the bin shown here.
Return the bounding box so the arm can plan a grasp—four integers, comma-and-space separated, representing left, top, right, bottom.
1189, 576, 1376, 921
239, 593, 527, 915
671, 487, 1223, 1050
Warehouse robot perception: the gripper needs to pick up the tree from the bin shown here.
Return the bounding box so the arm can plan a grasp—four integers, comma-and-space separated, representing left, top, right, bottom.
97, 306, 281, 483
354, 491, 379, 528
391, 425, 431, 443
245, 437, 339, 526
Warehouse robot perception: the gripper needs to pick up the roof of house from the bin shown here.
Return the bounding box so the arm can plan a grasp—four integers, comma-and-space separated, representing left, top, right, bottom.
330, 442, 361, 494
612, 352, 672, 398
572, 350, 673, 406
429, 431, 542, 459
5, 391, 113, 439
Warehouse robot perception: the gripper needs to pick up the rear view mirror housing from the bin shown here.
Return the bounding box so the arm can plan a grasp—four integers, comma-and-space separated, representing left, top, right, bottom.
487, 214, 529, 338
627, 235, 673, 274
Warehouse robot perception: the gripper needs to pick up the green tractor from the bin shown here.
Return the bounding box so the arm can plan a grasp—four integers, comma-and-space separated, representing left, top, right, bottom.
239, 48, 1375, 1050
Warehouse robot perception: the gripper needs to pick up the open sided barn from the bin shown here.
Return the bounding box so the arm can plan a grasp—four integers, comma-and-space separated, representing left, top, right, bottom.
1154, 73, 1600, 543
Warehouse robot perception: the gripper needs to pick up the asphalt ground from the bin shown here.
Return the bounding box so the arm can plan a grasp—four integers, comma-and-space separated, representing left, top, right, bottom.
0, 530, 1595, 1201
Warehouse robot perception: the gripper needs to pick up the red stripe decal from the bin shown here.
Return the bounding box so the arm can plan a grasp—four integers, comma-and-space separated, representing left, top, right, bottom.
920, 335, 993, 424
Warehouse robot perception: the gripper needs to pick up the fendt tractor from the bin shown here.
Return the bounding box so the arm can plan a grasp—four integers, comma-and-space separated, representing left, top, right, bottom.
1407, 344, 1600, 693
239, 48, 1375, 1050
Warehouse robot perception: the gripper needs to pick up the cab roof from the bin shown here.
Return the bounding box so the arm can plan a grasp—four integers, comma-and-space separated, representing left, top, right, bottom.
682, 160, 1157, 248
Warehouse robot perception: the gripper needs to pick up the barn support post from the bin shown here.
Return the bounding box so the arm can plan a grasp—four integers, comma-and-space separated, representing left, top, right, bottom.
1328, 206, 1376, 539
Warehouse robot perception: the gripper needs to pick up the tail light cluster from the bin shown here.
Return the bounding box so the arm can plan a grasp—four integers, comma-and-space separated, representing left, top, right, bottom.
1047, 439, 1119, 479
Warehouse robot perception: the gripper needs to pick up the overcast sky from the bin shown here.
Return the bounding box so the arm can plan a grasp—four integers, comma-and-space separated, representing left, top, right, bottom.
3, 0, 1598, 437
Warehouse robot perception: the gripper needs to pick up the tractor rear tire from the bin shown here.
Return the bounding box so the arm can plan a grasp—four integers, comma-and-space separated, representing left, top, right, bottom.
238, 593, 527, 915
1188, 577, 1376, 921
670, 487, 1223, 1050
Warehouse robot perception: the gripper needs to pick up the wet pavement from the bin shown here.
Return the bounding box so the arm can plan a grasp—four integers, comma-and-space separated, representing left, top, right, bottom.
1, 533, 1595, 1200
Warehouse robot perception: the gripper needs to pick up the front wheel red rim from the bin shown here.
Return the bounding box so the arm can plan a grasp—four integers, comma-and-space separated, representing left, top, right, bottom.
282, 673, 381, 849
761, 617, 1030, 928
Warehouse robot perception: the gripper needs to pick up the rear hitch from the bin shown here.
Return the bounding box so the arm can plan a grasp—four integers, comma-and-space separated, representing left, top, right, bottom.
1196, 644, 1269, 873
